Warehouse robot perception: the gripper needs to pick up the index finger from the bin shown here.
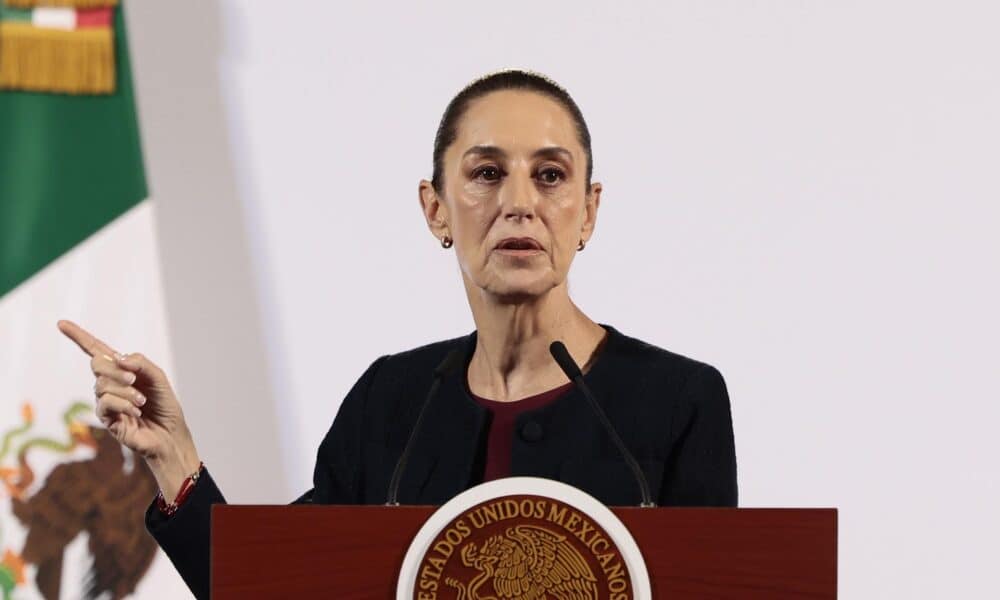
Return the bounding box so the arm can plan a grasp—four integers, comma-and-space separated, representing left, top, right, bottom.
57, 320, 118, 359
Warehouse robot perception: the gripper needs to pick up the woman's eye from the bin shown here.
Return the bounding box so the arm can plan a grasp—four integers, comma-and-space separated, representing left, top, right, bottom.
537, 168, 565, 185
472, 166, 503, 182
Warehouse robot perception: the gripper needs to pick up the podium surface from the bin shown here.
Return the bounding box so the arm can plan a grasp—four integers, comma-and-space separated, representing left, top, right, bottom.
212, 505, 836, 598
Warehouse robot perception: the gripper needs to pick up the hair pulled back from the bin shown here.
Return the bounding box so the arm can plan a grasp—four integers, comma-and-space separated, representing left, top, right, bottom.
431, 70, 593, 193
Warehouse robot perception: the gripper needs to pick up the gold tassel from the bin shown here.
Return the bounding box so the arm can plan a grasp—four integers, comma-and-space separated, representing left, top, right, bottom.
0, 22, 115, 94
3, 0, 118, 8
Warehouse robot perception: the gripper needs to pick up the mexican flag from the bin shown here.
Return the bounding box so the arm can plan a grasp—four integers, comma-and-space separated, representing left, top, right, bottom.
1, 1, 190, 598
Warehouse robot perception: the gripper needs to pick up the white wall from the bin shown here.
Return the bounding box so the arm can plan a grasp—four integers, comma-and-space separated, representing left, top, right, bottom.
126, 1, 999, 597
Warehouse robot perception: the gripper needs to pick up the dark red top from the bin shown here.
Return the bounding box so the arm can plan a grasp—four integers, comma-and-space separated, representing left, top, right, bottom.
469, 381, 575, 482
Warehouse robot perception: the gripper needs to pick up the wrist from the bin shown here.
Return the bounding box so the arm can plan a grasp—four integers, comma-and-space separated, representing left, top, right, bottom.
155, 460, 204, 516
148, 437, 201, 503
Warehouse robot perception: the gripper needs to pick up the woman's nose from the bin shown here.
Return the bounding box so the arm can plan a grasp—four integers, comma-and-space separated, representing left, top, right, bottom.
498, 172, 537, 221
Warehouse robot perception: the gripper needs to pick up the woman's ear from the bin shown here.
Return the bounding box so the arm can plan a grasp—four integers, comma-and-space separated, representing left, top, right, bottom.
418, 180, 450, 239
580, 181, 602, 243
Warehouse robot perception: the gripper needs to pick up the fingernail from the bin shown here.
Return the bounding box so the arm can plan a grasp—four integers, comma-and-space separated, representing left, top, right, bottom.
125, 372, 136, 385
114, 352, 128, 362
132, 408, 142, 418
135, 393, 146, 406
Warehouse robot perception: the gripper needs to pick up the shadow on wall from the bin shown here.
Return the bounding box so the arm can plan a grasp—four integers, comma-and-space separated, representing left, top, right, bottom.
124, 1, 289, 502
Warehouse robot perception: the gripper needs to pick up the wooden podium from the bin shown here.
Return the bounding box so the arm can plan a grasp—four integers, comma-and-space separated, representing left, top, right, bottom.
212, 505, 836, 598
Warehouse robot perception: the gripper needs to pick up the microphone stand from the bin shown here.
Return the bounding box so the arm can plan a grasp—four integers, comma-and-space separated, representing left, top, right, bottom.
385, 348, 464, 506
550, 340, 656, 508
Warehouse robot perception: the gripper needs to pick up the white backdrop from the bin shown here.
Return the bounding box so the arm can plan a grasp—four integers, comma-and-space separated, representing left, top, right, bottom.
123, 1, 998, 597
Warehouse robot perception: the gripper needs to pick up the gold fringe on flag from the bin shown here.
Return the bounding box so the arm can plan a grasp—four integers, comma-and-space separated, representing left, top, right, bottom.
0, 22, 115, 94
3, 0, 118, 7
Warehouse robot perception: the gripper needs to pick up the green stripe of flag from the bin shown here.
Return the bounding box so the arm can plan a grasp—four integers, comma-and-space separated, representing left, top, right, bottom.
0, 6, 32, 22
0, 5, 147, 297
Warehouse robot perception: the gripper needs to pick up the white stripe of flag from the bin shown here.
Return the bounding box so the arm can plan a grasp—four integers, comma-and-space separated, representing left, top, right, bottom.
31, 8, 77, 31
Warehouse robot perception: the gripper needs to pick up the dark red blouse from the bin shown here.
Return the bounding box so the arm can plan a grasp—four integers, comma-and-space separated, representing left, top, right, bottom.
469, 381, 575, 482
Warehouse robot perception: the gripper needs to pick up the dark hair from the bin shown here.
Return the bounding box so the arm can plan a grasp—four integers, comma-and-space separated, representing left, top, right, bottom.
431, 70, 593, 193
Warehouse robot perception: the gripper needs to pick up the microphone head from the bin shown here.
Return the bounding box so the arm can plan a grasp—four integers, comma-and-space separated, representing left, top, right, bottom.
549, 341, 583, 380
433, 348, 465, 378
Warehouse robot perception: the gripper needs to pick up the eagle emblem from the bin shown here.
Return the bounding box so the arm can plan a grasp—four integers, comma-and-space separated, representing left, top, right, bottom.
445, 524, 598, 600
1, 402, 158, 600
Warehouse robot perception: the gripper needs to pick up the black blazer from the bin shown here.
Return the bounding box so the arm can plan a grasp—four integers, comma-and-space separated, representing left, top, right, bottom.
146, 324, 737, 599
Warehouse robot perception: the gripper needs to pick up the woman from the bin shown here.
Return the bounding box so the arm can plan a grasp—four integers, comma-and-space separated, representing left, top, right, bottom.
59, 70, 737, 599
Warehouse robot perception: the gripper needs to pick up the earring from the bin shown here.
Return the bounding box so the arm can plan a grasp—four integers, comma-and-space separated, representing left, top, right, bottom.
441, 235, 453, 249
577, 239, 586, 252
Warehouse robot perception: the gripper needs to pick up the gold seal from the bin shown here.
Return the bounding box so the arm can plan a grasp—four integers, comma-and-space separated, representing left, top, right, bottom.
414, 494, 633, 600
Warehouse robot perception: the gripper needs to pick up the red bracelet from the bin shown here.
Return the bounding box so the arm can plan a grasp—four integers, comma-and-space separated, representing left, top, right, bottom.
156, 461, 205, 517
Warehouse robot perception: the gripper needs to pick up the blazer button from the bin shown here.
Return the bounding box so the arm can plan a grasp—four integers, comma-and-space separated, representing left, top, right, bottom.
520, 421, 544, 442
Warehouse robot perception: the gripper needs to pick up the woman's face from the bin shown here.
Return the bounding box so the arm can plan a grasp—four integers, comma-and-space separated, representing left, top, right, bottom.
420, 90, 601, 303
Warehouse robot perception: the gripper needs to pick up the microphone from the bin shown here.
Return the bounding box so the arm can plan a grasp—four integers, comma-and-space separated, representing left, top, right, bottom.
386, 348, 465, 506
549, 341, 656, 508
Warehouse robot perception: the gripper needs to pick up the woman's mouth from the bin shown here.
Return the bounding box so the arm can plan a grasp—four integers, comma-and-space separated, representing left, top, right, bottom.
494, 237, 544, 258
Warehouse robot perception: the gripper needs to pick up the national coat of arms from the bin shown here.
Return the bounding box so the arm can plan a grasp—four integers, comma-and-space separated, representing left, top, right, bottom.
0, 401, 158, 600
408, 487, 643, 600
444, 523, 599, 599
